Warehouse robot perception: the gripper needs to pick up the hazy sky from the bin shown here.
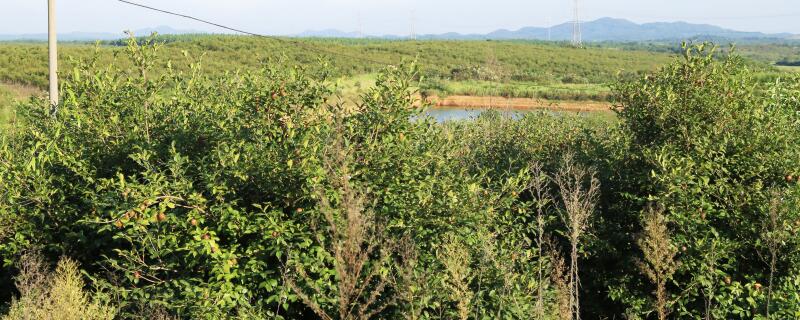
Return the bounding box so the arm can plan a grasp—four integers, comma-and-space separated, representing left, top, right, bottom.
2, 0, 799, 35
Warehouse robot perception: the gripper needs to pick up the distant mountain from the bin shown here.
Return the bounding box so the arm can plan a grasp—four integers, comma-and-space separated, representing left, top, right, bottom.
295, 18, 797, 42
2, 19, 795, 43
0, 26, 203, 41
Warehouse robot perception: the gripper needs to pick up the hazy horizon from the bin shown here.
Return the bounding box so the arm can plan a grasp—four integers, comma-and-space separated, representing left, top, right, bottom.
2, 0, 799, 36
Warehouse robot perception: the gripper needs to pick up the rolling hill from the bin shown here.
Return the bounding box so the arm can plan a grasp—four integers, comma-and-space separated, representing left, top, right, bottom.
298, 18, 796, 42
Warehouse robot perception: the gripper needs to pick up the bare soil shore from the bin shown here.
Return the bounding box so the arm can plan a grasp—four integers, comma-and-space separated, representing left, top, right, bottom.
428, 95, 613, 112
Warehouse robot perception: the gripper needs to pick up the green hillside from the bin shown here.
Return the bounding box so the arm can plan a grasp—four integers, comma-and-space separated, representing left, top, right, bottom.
0, 35, 676, 98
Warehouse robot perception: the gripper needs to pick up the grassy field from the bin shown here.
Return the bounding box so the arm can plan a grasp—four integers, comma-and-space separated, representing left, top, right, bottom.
1, 36, 798, 126
0, 82, 40, 129
0, 85, 12, 128
0, 36, 676, 98
777, 65, 800, 73
424, 79, 611, 101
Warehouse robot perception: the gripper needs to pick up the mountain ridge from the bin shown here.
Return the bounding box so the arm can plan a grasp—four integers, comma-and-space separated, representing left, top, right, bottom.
0, 18, 795, 42
298, 17, 796, 42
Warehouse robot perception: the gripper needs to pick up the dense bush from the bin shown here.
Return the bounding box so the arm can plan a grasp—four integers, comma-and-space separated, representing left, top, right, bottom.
609, 44, 800, 318
0, 37, 560, 319
2, 39, 800, 320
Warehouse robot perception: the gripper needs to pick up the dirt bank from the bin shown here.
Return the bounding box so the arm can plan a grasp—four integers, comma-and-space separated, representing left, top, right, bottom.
429, 95, 613, 112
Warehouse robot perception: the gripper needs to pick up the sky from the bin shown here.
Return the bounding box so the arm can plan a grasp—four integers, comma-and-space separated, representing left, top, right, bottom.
1, 0, 799, 36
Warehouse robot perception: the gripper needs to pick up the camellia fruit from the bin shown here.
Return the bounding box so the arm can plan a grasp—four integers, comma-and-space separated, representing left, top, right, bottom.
157, 212, 167, 222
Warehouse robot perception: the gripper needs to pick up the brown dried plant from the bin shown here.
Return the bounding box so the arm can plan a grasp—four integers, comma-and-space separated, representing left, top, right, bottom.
636, 206, 679, 320
2, 252, 116, 320
438, 235, 474, 320
287, 125, 396, 320
547, 240, 572, 320
527, 161, 553, 319
396, 237, 429, 320
553, 153, 599, 320
760, 190, 790, 318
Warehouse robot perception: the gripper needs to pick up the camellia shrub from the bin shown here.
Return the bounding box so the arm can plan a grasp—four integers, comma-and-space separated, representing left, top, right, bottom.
0, 36, 566, 319
610, 44, 800, 319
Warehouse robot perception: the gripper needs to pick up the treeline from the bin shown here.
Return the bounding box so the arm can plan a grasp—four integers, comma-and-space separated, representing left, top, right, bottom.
1, 40, 800, 319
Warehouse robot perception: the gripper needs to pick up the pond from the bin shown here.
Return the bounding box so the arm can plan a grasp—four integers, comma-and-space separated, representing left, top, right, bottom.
424, 107, 612, 122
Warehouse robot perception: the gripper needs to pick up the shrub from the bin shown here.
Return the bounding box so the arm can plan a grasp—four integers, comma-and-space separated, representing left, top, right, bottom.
612, 43, 800, 318
0, 35, 542, 319
5, 35, 800, 320
2, 253, 116, 320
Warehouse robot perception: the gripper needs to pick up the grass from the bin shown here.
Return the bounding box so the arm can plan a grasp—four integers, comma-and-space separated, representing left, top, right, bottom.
0, 82, 40, 130
423, 79, 611, 101
776, 65, 800, 73
333, 73, 379, 100
0, 86, 14, 129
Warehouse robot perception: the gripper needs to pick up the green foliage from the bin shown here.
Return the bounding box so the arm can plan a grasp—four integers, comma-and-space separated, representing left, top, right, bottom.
0, 35, 674, 103
0, 36, 559, 319
3, 36, 800, 320
612, 43, 800, 318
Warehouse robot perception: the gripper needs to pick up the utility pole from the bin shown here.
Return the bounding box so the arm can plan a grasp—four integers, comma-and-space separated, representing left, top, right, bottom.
48, 0, 58, 106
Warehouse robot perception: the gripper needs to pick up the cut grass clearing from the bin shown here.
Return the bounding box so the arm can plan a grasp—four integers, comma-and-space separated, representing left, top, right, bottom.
334, 73, 379, 101
776, 65, 800, 73
0, 82, 42, 130
0, 86, 14, 129
430, 95, 612, 112
423, 79, 611, 101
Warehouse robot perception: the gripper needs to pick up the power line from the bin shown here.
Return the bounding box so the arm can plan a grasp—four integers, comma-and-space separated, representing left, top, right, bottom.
115, 0, 397, 66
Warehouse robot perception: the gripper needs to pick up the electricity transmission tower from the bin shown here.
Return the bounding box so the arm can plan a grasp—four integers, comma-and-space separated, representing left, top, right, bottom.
572, 0, 582, 47
357, 12, 363, 38
410, 9, 416, 40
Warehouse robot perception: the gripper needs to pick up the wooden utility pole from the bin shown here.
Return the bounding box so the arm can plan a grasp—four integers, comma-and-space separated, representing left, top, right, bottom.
48, 0, 58, 106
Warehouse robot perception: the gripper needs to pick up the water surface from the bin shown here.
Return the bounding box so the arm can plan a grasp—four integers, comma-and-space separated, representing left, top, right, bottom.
424, 107, 610, 122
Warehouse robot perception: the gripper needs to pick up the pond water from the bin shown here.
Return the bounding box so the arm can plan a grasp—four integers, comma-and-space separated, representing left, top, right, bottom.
423, 107, 607, 122
424, 107, 528, 122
